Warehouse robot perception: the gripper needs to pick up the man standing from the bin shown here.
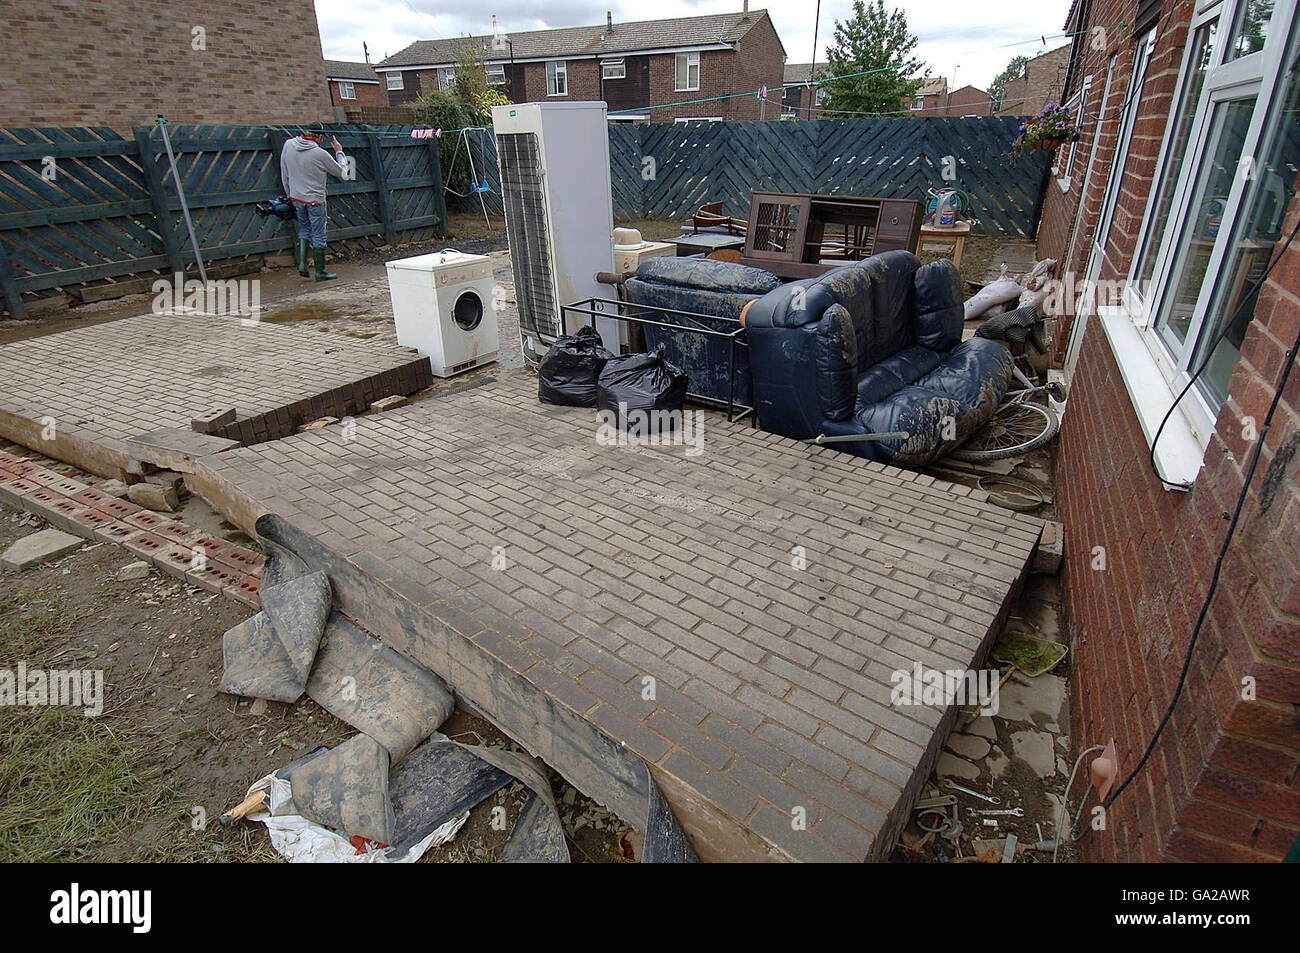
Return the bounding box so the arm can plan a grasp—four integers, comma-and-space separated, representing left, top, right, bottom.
279, 130, 347, 281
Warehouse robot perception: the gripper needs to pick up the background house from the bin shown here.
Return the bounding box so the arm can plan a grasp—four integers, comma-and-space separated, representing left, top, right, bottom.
995, 44, 1072, 116
374, 7, 786, 122
905, 78, 992, 116
782, 63, 829, 118
0, 0, 333, 128
1035, 0, 1300, 862
325, 60, 386, 109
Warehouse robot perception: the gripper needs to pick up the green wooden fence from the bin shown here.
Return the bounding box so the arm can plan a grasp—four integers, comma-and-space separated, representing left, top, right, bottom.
466, 116, 1050, 238
1, 117, 1048, 318
0, 124, 447, 318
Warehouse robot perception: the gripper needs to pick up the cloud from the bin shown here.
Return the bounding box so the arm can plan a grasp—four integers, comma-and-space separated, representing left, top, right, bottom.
314, 0, 1073, 89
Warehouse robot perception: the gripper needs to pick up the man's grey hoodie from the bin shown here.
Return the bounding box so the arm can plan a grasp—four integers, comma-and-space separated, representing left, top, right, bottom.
280, 136, 346, 204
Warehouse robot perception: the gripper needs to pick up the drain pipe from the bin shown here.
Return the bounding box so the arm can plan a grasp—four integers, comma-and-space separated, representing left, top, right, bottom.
157, 115, 208, 285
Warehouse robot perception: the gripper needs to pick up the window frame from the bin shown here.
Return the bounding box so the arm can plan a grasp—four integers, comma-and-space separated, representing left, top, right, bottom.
1056, 75, 1092, 188
602, 58, 626, 80
486, 64, 506, 86
338, 81, 356, 101
385, 72, 404, 91
1122, 0, 1298, 442
546, 60, 568, 96
675, 52, 701, 92
437, 67, 456, 91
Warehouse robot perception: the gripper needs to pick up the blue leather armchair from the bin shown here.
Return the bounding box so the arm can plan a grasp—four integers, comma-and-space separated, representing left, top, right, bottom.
744, 250, 1014, 466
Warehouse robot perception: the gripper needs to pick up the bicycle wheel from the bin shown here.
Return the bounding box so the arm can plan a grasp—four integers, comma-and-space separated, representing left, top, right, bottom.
950, 402, 1060, 462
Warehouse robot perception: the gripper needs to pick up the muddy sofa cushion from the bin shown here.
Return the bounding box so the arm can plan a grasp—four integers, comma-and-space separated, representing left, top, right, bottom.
913, 258, 965, 351
633, 256, 780, 296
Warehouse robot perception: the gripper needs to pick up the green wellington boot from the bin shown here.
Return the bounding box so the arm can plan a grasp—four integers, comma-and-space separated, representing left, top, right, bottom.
312, 247, 338, 281
297, 238, 311, 278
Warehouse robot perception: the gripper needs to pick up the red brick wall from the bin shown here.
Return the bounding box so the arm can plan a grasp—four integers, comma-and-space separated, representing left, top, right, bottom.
1039, 0, 1300, 862
329, 81, 386, 108
1, 0, 333, 128
996, 45, 1071, 116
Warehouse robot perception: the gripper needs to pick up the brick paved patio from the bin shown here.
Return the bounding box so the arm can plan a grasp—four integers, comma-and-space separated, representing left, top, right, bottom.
0, 311, 431, 478
192, 372, 1043, 861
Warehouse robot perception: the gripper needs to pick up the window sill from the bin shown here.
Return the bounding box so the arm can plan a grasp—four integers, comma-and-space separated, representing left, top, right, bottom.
1097, 306, 1204, 490
1055, 175, 1072, 192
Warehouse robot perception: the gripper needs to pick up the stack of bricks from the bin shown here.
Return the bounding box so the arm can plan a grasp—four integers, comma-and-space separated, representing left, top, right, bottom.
0, 449, 262, 607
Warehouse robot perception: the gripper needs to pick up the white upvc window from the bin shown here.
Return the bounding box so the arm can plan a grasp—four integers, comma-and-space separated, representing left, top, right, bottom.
338, 81, 356, 100
486, 64, 506, 85
437, 68, 456, 90
546, 60, 567, 96
675, 52, 700, 91
1100, 0, 1300, 484
912, 94, 924, 111
673, 116, 722, 123
386, 72, 404, 91
602, 58, 626, 80
1056, 75, 1092, 187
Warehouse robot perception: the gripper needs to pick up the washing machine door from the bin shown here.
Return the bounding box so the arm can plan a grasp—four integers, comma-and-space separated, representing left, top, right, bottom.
452, 289, 484, 331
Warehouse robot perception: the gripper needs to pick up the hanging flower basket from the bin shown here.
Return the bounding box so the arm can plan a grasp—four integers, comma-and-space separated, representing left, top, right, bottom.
1010, 103, 1079, 159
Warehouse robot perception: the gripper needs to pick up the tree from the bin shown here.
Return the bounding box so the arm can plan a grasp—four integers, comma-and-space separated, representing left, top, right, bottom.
822, 0, 924, 115
989, 55, 1030, 111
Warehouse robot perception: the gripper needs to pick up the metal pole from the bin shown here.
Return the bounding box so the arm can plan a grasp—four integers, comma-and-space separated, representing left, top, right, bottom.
808, 0, 821, 119
157, 115, 207, 284
463, 128, 490, 229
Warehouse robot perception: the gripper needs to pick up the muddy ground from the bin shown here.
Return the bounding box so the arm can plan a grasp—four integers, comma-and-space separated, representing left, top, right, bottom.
0, 483, 631, 864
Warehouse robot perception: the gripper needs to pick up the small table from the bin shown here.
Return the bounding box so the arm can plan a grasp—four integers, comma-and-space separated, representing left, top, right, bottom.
919, 221, 972, 268
667, 232, 746, 257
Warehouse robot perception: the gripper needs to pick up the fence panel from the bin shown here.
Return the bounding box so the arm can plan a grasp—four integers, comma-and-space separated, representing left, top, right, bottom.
0, 115, 1048, 318
0, 123, 447, 317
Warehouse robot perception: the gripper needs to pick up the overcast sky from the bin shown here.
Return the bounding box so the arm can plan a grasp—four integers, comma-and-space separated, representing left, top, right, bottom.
316, 0, 1074, 92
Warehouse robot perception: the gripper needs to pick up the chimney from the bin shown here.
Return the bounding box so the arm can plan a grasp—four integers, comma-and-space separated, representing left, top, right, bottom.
607, 10, 613, 29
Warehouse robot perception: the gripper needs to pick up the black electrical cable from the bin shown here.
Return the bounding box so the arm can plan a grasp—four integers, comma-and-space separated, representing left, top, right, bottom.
1102, 215, 1300, 816
1148, 211, 1300, 489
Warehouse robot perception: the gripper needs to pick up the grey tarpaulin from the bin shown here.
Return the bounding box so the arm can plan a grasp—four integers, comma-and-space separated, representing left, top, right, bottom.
288, 733, 396, 844
218, 570, 331, 703
387, 732, 569, 862
306, 616, 455, 763
644, 763, 698, 862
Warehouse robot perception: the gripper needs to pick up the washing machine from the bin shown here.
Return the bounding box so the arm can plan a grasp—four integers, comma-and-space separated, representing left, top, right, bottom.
385, 250, 499, 377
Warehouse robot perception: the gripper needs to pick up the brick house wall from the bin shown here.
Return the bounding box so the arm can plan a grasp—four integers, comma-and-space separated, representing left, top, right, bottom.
1037, 0, 1300, 862
386, 13, 784, 122
941, 86, 993, 116
996, 45, 1072, 116
0, 0, 333, 128
329, 80, 386, 108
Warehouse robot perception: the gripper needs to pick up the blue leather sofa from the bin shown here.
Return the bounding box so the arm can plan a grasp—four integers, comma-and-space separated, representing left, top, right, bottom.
744, 250, 1014, 466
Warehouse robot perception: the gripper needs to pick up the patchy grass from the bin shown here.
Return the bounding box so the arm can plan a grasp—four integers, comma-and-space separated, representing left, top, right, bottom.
0, 707, 165, 862
0, 587, 91, 663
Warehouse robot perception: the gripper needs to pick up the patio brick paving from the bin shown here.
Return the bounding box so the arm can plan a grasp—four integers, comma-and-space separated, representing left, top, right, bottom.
0, 311, 431, 476
195, 372, 1044, 861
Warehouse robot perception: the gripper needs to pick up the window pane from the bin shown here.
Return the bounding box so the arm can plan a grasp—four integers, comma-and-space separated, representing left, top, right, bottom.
1135, 21, 1218, 292
1154, 98, 1256, 351
675, 54, 686, 89
1228, 0, 1274, 59
1195, 46, 1300, 404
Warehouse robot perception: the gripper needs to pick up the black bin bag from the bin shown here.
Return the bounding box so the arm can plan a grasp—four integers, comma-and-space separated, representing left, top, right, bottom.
596, 345, 689, 431
538, 326, 614, 406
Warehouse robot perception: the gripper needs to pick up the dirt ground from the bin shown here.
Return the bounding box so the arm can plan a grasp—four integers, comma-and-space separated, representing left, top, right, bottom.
0, 471, 630, 864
